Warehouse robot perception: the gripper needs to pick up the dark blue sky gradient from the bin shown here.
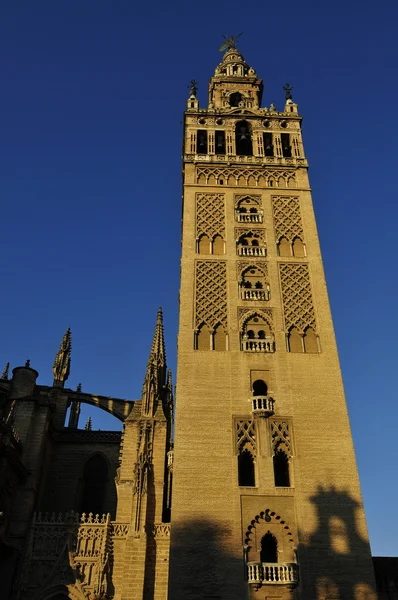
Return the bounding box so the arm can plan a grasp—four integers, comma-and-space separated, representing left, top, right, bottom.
1, 1, 397, 555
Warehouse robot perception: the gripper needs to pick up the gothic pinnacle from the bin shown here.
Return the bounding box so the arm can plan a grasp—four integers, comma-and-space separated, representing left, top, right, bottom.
1, 362, 10, 380
148, 307, 166, 372
53, 327, 71, 388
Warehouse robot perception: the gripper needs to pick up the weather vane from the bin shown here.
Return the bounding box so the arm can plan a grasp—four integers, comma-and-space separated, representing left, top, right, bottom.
188, 79, 198, 96
218, 32, 243, 52
283, 83, 293, 101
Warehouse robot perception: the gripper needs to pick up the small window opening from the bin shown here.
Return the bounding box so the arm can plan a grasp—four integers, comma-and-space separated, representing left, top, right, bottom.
230, 92, 242, 107
235, 120, 252, 156
253, 379, 267, 396
263, 132, 274, 157
215, 130, 226, 154
190, 102, 195, 108
260, 532, 278, 563
197, 130, 208, 154
273, 449, 290, 487
238, 448, 255, 486
219, 179, 224, 185
281, 133, 292, 158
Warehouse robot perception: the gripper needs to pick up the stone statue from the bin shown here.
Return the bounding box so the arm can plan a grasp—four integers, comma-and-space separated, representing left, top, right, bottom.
283, 83, 293, 101
219, 32, 243, 52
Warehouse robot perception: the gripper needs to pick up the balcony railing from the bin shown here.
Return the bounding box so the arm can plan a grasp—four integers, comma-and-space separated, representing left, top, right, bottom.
184, 153, 308, 167
251, 396, 275, 417
241, 337, 275, 353
236, 212, 264, 223
237, 246, 267, 257
247, 562, 299, 586
240, 287, 270, 301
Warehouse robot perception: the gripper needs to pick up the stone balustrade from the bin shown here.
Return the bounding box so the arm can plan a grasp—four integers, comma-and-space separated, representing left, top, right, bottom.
247, 562, 299, 586
242, 338, 275, 353
237, 246, 267, 257
236, 212, 264, 223
251, 395, 275, 417
184, 153, 307, 167
240, 287, 270, 301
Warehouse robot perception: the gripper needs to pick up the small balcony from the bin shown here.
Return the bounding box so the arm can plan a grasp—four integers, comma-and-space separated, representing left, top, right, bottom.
237, 246, 267, 257
240, 287, 270, 301
250, 396, 275, 418
247, 562, 299, 586
241, 337, 275, 353
236, 211, 264, 224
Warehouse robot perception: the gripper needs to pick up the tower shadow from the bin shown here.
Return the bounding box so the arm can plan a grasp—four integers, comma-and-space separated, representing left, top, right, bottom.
297, 486, 377, 600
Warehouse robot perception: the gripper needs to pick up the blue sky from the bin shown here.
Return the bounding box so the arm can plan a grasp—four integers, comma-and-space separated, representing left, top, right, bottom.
1, 1, 397, 556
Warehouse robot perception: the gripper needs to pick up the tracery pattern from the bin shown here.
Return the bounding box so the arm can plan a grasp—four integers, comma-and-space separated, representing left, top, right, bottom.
272, 195, 304, 242
270, 420, 292, 457
196, 193, 225, 239
195, 261, 228, 330
238, 307, 274, 331
279, 264, 316, 333
236, 262, 268, 279
196, 166, 297, 187
236, 419, 256, 453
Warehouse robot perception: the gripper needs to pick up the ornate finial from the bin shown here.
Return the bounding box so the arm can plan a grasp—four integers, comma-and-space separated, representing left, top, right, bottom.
219, 32, 243, 52
283, 83, 293, 101
53, 327, 71, 387
76, 383, 82, 393
25, 359, 30, 368
85, 416, 92, 431
188, 79, 197, 96
148, 308, 166, 371
142, 307, 167, 417
1, 362, 10, 380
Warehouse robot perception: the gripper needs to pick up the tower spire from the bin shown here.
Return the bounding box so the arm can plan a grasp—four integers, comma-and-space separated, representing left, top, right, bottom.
141, 308, 167, 417
1, 362, 10, 380
52, 327, 71, 388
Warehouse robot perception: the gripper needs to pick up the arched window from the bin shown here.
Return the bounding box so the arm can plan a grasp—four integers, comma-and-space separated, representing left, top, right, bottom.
213, 324, 226, 351
288, 327, 303, 353
80, 454, 108, 515
197, 324, 211, 350
253, 379, 267, 396
238, 448, 255, 487
273, 449, 290, 487
303, 326, 318, 353
278, 236, 291, 257
292, 237, 305, 257
198, 234, 211, 254
242, 314, 274, 353
235, 120, 252, 156
230, 92, 242, 107
212, 234, 224, 255
260, 532, 278, 563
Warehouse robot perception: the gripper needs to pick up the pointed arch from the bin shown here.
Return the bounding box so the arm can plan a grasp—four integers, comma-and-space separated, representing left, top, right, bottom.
197, 324, 211, 351
260, 532, 278, 563
292, 236, 305, 257
198, 234, 211, 254
277, 236, 291, 257
273, 449, 290, 487
303, 326, 318, 353
213, 324, 226, 351
238, 446, 255, 487
212, 234, 224, 255
288, 326, 303, 353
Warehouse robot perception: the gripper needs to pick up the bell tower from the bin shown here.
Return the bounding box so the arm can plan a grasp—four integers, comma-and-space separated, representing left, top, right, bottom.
169, 40, 377, 600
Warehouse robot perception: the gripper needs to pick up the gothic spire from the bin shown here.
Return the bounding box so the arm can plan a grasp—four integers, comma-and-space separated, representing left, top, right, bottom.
142, 308, 167, 417
53, 327, 71, 388
147, 307, 166, 376
1, 362, 10, 380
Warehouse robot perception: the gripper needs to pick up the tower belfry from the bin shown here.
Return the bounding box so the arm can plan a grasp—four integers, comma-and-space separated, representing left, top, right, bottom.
169, 43, 376, 599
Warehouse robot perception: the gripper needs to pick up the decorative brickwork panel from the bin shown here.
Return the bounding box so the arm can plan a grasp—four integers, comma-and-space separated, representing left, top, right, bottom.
279, 264, 316, 333
272, 195, 304, 242
196, 166, 297, 188
195, 261, 228, 330
270, 420, 292, 457
236, 419, 256, 454
196, 193, 225, 239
